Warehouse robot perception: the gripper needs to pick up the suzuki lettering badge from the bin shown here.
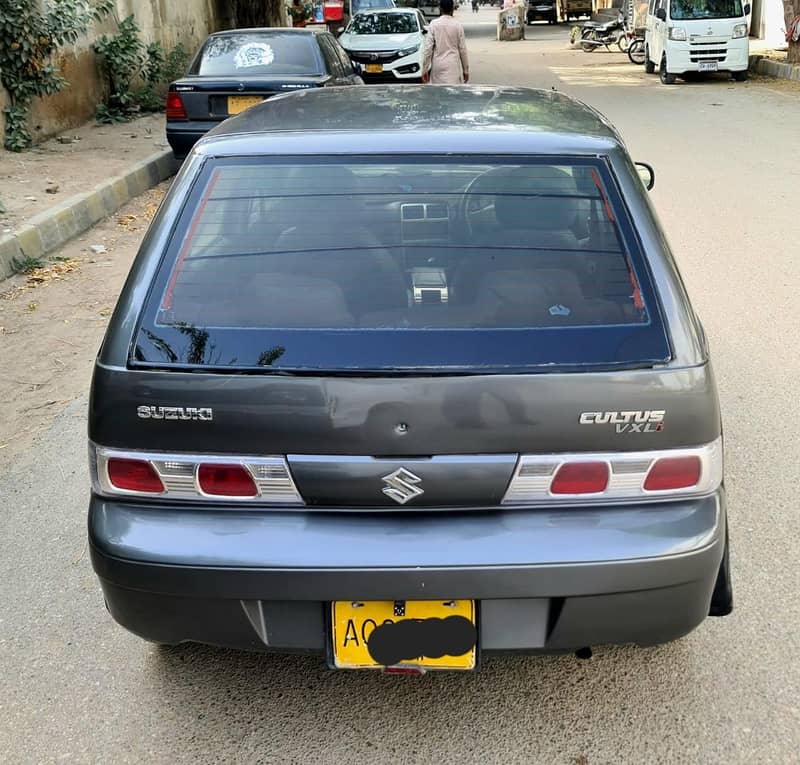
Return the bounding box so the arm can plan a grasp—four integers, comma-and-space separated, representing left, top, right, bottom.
382, 467, 424, 505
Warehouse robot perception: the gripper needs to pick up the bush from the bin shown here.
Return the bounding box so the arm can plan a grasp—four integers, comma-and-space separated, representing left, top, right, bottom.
94, 17, 189, 123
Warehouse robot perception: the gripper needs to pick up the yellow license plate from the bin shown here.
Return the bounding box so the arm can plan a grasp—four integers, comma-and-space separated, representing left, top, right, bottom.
227, 95, 264, 115
365, 64, 383, 73
331, 600, 476, 670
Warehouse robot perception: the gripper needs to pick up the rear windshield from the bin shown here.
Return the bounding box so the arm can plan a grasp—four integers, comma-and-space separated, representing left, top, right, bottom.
194, 34, 321, 76
134, 157, 670, 372
349, 13, 419, 33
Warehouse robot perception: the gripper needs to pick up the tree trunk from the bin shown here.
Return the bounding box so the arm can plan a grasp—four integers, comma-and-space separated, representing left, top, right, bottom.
231, 0, 289, 28
786, 0, 799, 64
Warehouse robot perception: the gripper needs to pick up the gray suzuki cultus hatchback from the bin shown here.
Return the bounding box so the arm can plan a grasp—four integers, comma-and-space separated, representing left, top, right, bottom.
88, 86, 731, 672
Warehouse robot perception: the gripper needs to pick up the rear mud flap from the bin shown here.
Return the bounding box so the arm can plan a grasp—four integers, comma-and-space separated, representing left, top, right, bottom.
709, 525, 733, 616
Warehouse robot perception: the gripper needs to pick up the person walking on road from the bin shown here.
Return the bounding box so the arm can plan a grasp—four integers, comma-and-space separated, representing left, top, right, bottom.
422, 0, 470, 84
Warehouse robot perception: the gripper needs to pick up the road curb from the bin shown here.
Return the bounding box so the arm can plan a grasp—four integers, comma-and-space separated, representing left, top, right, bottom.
749, 54, 800, 82
0, 149, 177, 283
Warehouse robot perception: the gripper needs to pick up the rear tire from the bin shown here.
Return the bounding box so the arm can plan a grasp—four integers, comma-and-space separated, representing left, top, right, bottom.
732, 69, 748, 81
628, 39, 646, 64
580, 40, 596, 52
659, 54, 676, 84
644, 45, 656, 73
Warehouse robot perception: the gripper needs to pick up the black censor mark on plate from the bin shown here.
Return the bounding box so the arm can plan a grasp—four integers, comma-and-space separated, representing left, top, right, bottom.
366, 615, 477, 667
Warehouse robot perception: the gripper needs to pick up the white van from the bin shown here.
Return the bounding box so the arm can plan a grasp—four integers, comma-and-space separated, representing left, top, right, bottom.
644, 0, 751, 84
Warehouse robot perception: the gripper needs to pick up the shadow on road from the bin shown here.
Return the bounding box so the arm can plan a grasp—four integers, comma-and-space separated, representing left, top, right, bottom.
142, 638, 695, 759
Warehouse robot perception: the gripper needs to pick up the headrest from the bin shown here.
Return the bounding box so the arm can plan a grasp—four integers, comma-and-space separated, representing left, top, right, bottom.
242, 272, 353, 327
287, 164, 356, 193
493, 167, 580, 231
282, 164, 359, 220
477, 268, 584, 309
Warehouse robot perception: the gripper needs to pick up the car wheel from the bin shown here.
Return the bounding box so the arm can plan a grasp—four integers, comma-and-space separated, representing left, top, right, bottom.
659, 54, 676, 84
644, 45, 656, 73
732, 69, 748, 81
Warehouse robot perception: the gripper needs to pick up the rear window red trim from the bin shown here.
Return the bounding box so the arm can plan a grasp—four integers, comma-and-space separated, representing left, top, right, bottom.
592, 167, 643, 310
161, 167, 221, 311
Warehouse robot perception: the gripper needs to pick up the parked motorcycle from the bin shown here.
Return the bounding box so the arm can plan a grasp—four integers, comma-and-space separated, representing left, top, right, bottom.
577, 11, 627, 52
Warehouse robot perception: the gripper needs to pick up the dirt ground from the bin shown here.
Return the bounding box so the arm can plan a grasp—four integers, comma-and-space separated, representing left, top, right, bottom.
0, 113, 168, 232
0, 182, 169, 464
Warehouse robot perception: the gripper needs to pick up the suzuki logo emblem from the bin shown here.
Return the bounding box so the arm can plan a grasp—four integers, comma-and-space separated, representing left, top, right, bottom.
381, 467, 424, 505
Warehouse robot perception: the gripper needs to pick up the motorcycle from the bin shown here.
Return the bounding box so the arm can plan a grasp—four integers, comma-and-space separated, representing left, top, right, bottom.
577, 11, 627, 52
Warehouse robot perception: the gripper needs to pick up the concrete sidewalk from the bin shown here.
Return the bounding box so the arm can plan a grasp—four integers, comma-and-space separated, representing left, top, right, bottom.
748, 40, 800, 82
0, 113, 177, 282
750, 54, 800, 81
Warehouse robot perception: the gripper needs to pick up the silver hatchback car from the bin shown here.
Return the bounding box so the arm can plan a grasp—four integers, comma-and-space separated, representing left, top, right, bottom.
88, 86, 731, 673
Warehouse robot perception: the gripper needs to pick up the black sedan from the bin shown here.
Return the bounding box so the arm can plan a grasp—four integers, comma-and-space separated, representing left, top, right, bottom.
165, 28, 363, 160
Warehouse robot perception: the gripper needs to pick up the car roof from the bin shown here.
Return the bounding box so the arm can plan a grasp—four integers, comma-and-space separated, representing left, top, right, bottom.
205, 27, 328, 38
351, 7, 419, 13
200, 86, 625, 155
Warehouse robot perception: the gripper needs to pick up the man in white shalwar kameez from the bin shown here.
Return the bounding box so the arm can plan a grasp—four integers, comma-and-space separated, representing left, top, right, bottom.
421, 0, 470, 85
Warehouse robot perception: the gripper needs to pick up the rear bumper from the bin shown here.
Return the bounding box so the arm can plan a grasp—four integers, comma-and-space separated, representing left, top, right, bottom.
165, 120, 221, 159
89, 492, 728, 655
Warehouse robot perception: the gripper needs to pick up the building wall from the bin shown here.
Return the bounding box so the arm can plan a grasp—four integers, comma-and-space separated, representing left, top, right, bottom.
1, 0, 222, 145
751, 0, 791, 42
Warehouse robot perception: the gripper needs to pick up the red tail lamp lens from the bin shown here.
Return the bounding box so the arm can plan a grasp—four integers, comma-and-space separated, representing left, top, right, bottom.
166, 93, 187, 119
550, 462, 609, 494
198, 464, 258, 497
644, 456, 701, 491
107, 458, 164, 493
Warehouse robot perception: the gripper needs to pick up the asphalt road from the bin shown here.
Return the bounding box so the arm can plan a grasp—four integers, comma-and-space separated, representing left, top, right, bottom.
2, 16, 799, 764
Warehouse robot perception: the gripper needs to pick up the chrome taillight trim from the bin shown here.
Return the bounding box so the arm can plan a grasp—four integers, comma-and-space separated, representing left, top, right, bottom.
91, 444, 304, 505
502, 437, 723, 506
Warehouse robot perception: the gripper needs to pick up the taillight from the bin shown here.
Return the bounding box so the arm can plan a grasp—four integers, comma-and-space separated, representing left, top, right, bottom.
198, 463, 258, 497
166, 92, 187, 119
107, 458, 164, 494
91, 446, 303, 504
644, 456, 701, 492
550, 462, 609, 495
503, 438, 722, 505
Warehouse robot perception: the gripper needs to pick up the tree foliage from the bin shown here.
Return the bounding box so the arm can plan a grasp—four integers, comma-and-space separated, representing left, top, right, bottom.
0, 0, 113, 151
